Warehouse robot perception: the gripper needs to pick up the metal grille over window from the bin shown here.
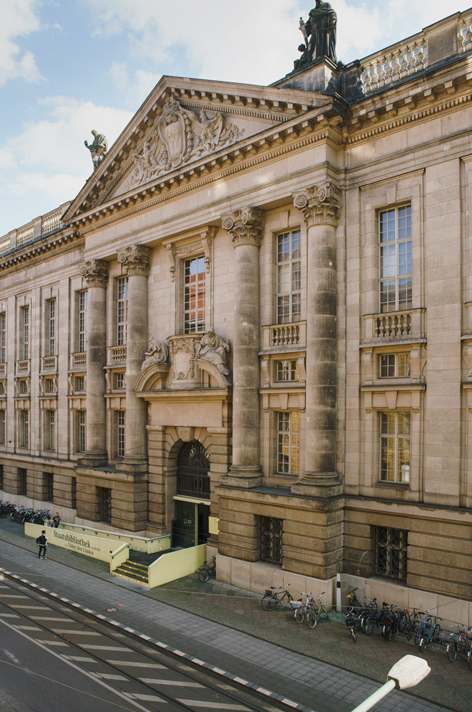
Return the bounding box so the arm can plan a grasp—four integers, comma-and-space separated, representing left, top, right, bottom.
260, 516, 283, 565
380, 205, 412, 313
45, 473, 54, 502
99, 487, 112, 523
375, 526, 408, 581
18, 468, 27, 496
277, 230, 301, 325
380, 411, 410, 483
184, 257, 206, 334
177, 441, 210, 499
117, 277, 128, 346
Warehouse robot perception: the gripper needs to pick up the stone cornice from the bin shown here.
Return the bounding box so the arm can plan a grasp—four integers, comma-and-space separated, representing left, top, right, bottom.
221, 207, 265, 247
117, 244, 151, 277
293, 182, 341, 228
0, 229, 81, 272
80, 258, 109, 288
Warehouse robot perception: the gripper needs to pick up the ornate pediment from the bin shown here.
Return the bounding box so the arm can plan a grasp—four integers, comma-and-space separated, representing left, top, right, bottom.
118, 98, 244, 194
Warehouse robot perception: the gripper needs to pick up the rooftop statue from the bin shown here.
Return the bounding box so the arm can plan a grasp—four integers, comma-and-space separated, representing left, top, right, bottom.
84, 130, 108, 171
295, 0, 337, 70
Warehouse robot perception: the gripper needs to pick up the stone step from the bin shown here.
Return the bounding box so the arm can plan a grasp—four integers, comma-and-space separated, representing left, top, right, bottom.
114, 564, 149, 583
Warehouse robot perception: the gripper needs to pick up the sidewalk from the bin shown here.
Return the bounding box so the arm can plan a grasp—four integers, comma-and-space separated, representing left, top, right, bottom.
0, 519, 469, 712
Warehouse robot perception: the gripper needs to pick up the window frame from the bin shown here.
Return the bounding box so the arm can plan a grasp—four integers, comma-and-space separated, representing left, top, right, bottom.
20, 305, 30, 361
379, 204, 412, 314
374, 526, 408, 581
379, 411, 411, 484
276, 359, 300, 383
76, 410, 86, 454
44, 410, 56, 451
78, 290, 88, 353
116, 410, 125, 458
379, 352, 411, 379
46, 298, 56, 357
276, 229, 301, 325
19, 410, 29, 449
0, 312, 6, 364
276, 411, 300, 476
183, 256, 206, 334
116, 277, 128, 346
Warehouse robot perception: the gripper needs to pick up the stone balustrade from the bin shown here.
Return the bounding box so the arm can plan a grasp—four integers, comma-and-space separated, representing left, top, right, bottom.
262, 321, 306, 351
363, 309, 426, 343
0, 364, 6, 377
358, 10, 472, 96
70, 352, 87, 370
107, 345, 127, 365
16, 360, 30, 375
0, 201, 71, 254
40, 356, 57, 373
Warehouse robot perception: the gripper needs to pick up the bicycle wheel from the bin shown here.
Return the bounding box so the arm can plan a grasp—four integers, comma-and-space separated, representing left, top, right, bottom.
364, 618, 374, 636
306, 609, 318, 629
447, 641, 458, 662
419, 637, 427, 653
350, 627, 357, 643
198, 570, 209, 583
261, 594, 276, 611
295, 607, 305, 624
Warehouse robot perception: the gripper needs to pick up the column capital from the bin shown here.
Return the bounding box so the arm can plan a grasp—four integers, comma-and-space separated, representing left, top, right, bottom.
80, 259, 109, 288
221, 207, 264, 247
293, 181, 341, 228
118, 244, 151, 276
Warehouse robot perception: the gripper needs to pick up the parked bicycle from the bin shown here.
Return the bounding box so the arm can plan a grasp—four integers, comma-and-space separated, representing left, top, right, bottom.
305, 592, 330, 629
294, 592, 314, 624
416, 612, 442, 652
196, 556, 216, 583
261, 585, 303, 618
446, 626, 472, 668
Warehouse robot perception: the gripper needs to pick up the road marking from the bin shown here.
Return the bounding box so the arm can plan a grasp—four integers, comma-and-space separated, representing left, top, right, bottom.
178, 702, 248, 710
52, 630, 101, 636
32, 617, 68, 621
0, 614, 20, 618
94, 673, 129, 681
86, 645, 133, 651
17, 626, 43, 631
0, 595, 26, 599
0, 617, 152, 712
109, 662, 166, 669
46, 641, 69, 647
131, 695, 167, 703
140, 680, 202, 687
64, 656, 99, 663
12, 605, 45, 609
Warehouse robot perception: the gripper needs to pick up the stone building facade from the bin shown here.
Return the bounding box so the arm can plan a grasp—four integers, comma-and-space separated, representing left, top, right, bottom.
1, 10, 472, 618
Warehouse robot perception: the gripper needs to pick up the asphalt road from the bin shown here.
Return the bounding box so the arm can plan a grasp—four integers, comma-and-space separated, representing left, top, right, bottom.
0, 576, 298, 712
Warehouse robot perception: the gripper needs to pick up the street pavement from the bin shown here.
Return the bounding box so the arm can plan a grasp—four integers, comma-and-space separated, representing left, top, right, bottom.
0, 518, 469, 712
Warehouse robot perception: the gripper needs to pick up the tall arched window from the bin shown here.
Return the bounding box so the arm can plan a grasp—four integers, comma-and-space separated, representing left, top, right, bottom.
177, 441, 210, 499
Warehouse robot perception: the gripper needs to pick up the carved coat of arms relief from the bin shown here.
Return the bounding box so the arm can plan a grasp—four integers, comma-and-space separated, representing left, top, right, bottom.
125, 98, 244, 191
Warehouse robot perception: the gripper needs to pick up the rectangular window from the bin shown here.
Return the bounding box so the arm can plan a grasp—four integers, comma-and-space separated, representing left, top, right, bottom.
277, 230, 301, 324
46, 378, 56, 393
260, 516, 283, 565
0, 381, 5, 395
0, 411, 5, 445
277, 412, 300, 475
19, 410, 29, 448
380, 412, 410, 483
379, 205, 412, 313
78, 290, 88, 353
21, 306, 29, 360
375, 526, 408, 581
45, 410, 55, 451
45, 472, 54, 502
19, 380, 28, 394
18, 468, 27, 496
75, 376, 85, 392
116, 410, 125, 458
71, 477, 77, 509
0, 313, 6, 364
0, 465, 3, 490
184, 256, 206, 334
47, 298, 56, 357
77, 410, 86, 453
276, 359, 299, 382
379, 353, 410, 378
114, 372, 125, 390
98, 487, 112, 524
117, 277, 128, 346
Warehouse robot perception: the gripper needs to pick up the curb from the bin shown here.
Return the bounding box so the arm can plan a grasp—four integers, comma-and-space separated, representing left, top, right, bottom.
0, 566, 316, 712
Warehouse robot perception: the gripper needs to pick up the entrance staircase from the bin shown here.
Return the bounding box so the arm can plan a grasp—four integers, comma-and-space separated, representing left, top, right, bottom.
113, 550, 170, 586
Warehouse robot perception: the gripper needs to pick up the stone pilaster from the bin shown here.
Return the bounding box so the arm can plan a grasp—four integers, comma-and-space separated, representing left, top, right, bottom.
118, 245, 151, 474
291, 182, 342, 497
79, 259, 109, 467
222, 207, 264, 487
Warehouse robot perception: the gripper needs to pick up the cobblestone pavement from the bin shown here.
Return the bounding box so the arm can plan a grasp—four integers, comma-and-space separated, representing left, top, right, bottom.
0, 519, 469, 712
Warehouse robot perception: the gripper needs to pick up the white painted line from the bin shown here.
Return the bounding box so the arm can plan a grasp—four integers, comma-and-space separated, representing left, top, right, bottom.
108, 662, 166, 669
32, 617, 68, 621
233, 678, 249, 685
65, 656, 99, 663
45, 641, 69, 647
140, 680, 202, 688
256, 688, 273, 696
0, 614, 20, 618
17, 626, 43, 631
12, 606, 46, 609
0, 595, 26, 599
282, 701, 299, 709
131, 695, 167, 703
178, 702, 247, 710
94, 674, 128, 681
85, 646, 133, 652
52, 630, 101, 636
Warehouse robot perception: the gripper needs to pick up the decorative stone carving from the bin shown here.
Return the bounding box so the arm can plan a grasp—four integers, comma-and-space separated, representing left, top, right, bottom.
196, 329, 230, 376
293, 181, 341, 227
177, 427, 195, 443
117, 244, 151, 276
84, 130, 108, 171
221, 207, 264, 247
166, 227, 217, 282
126, 98, 244, 189
80, 259, 109, 288
141, 338, 170, 370
168, 335, 199, 388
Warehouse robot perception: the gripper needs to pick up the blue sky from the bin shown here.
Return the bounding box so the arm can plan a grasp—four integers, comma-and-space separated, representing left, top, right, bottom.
0, 0, 471, 236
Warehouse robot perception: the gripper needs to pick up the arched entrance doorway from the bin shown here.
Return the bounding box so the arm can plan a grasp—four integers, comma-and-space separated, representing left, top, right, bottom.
172, 441, 211, 548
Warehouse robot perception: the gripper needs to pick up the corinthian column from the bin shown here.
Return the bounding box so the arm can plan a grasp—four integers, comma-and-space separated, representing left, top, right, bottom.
292, 182, 342, 496
118, 245, 151, 474
79, 259, 109, 467
222, 207, 264, 487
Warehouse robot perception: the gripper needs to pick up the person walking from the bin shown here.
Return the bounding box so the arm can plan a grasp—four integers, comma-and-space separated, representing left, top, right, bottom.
53, 512, 61, 528
36, 530, 48, 559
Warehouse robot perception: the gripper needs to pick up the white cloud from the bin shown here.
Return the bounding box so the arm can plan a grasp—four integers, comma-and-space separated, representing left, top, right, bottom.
0, 0, 43, 86
109, 61, 160, 108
